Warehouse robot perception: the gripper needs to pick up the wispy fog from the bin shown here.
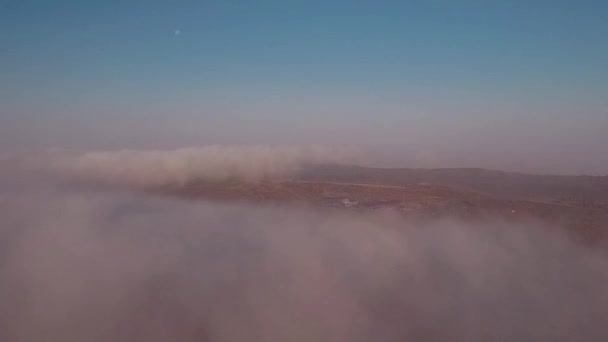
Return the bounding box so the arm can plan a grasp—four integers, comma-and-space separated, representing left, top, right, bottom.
0, 145, 356, 187
0, 157, 607, 341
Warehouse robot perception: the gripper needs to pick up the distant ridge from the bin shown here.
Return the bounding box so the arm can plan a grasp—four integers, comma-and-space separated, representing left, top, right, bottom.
297, 164, 608, 203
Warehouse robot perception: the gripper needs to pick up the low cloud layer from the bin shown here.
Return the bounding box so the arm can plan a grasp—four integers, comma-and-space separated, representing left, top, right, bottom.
1, 176, 607, 341
1, 145, 355, 188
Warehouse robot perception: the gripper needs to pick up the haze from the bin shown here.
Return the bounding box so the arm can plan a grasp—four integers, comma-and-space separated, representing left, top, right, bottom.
2, 2, 608, 341
1, 1, 607, 174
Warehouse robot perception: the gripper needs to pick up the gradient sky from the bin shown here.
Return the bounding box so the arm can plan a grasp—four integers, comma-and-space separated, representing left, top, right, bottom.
1, 0, 607, 174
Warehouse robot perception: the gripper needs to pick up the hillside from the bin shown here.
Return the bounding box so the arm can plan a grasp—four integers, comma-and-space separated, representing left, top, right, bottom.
296, 165, 608, 205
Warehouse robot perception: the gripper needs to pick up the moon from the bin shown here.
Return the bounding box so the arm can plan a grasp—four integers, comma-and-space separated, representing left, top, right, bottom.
174, 29, 181, 36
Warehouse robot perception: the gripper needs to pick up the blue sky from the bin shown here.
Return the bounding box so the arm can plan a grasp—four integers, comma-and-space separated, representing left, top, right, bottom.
1, 1, 607, 173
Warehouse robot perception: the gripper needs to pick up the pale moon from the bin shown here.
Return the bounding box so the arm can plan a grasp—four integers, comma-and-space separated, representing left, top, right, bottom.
174, 29, 181, 36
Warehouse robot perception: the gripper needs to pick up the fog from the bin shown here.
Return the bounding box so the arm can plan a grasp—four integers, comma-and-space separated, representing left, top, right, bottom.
0, 145, 356, 187
52, 145, 356, 187
1, 150, 608, 341
3, 0, 608, 338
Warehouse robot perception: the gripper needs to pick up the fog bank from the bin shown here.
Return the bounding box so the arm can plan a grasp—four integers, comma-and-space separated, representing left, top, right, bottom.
1, 145, 356, 187
1, 179, 607, 341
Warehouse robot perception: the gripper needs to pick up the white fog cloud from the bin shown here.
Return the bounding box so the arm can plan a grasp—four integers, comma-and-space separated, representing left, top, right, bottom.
1, 145, 357, 187
0, 180, 607, 341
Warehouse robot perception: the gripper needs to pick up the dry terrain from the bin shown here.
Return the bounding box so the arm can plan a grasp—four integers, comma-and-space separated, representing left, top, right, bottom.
154, 166, 608, 242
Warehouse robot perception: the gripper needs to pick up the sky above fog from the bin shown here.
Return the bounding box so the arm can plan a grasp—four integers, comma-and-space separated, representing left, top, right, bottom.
1, 0, 607, 174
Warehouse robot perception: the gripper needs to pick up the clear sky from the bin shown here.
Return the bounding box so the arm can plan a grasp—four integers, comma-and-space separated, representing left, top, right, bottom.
1, 0, 607, 174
